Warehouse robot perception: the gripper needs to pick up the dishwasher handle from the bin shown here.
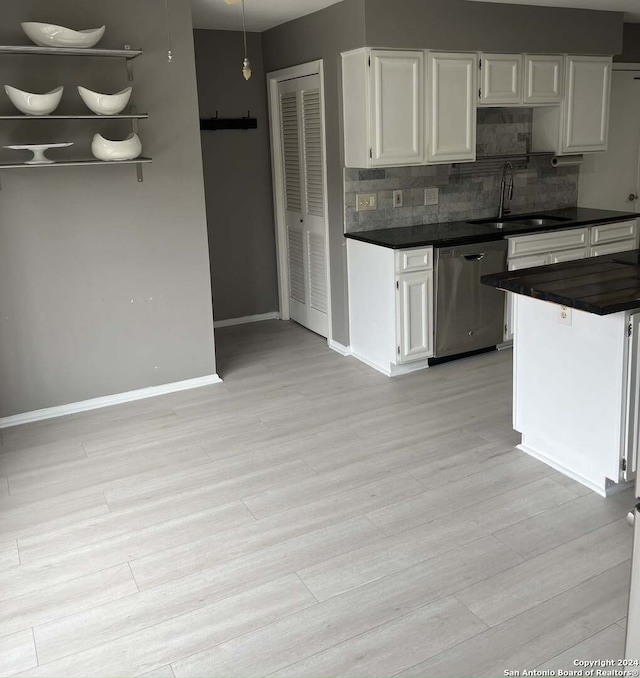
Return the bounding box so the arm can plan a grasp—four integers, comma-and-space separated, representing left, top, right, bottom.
464, 253, 485, 261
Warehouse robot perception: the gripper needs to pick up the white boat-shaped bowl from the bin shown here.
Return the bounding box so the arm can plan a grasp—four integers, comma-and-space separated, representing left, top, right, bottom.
91, 133, 142, 162
77, 86, 132, 116
21, 22, 106, 49
5, 85, 64, 116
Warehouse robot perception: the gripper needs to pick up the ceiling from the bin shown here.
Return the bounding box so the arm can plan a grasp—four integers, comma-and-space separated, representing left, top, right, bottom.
190, 0, 344, 31
465, 0, 640, 22
191, 0, 640, 31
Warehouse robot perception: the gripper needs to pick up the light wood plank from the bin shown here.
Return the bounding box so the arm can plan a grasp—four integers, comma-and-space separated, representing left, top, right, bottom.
0, 441, 86, 477
456, 519, 632, 627
536, 624, 627, 672
18, 494, 255, 564
137, 666, 174, 678
0, 500, 253, 603
298, 477, 574, 601
171, 536, 519, 678
366, 455, 553, 537
410, 561, 632, 676
130, 471, 423, 590
31, 575, 316, 673
0, 630, 37, 676
271, 596, 487, 677
33, 517, 381, 663
0, 563, 137, 637
494, 488, 634, 559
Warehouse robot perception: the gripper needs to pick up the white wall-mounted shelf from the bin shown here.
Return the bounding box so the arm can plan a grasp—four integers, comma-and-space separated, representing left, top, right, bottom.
0, 45, 143, 80
0, 114, 149, 120
0, 157, 152, 169
0, 158, 152, 185
0, 46, 142, 58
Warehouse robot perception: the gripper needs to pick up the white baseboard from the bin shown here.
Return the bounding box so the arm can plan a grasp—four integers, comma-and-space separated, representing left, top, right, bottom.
350, 350, 429, 377
518, 441, 609, 497
328, 340, 351, 356
214, 312, 280, 329
0, 374, 223, 429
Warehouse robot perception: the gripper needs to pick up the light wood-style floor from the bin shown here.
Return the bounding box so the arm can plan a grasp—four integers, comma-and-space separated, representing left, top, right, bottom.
0, 320, 634, 677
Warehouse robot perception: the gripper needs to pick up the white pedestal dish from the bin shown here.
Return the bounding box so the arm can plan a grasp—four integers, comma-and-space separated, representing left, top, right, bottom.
4, 142, 74, 164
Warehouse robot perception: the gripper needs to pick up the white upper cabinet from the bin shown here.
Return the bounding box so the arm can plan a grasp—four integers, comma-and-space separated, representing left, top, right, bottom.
532, 56, 612, 155
524, 55, 563, 104
342, 48, 424, 167
427, 52, 477, 164
479, 54, 522, 105
563, 56, 612, 153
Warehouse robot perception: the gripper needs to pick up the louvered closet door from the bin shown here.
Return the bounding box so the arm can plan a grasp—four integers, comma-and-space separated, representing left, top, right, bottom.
278, 74, 328, 337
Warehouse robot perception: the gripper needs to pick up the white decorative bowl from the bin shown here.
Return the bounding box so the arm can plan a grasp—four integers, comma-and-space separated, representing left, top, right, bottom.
5, 85, 64, 116
77, 86, 132, 116
21, 22, 106, 49
91, 133, 142, 161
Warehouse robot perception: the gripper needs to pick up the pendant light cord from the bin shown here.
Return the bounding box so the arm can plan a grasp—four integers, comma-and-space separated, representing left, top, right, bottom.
242, 0, 248, 59
165, 0, 173, 62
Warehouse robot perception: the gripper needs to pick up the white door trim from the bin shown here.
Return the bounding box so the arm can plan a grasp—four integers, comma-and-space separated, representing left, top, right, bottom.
267, 60, 333, 343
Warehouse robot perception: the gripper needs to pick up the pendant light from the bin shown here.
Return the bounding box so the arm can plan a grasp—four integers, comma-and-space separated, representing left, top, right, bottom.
241, 0, 251, 80
223, 0, 251, 80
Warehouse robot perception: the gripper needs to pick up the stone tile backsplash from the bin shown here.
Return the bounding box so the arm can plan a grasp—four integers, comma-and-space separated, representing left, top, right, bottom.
344, 108, 579, 232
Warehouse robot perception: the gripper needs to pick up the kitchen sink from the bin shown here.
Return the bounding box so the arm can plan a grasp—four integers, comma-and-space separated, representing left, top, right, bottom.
467, 214, 573, 229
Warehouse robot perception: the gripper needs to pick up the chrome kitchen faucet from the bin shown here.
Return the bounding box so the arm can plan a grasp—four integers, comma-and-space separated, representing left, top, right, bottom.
498, 161, 514, 220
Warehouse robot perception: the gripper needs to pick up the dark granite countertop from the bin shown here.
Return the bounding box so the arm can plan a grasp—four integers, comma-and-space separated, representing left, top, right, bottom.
481, 250, 640, 315
344, 207, 640, 249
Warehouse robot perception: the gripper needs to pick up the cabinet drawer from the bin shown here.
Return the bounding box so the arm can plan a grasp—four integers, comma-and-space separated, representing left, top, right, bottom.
590, 220, 637, 245
396, 247, 433, 272
508, 228, 588, 258
590, 239, 638, 258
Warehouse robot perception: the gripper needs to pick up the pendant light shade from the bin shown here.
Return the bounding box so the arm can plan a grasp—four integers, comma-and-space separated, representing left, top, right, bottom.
242, 57, 252, 81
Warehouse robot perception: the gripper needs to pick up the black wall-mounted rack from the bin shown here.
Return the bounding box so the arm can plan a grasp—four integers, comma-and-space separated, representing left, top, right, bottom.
200, 111, 257, 131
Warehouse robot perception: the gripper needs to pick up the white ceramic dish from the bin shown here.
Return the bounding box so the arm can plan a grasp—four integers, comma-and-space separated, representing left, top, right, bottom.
91, 133, 142, 161
21, 22, 106, 49
4, 142, 73, 165
5, 85, 64, 116
77, 86, 132, 116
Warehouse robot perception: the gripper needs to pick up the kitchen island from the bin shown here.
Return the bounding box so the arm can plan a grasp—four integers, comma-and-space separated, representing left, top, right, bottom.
482, 250, 640, 495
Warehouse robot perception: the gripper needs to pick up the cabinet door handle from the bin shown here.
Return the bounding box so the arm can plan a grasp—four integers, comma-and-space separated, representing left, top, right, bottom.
628, 193, 639, 202
627, 511, 636, 528
464, 253, 485, 261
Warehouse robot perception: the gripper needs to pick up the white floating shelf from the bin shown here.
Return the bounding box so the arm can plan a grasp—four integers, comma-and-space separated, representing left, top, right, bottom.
0, 46, 142, 58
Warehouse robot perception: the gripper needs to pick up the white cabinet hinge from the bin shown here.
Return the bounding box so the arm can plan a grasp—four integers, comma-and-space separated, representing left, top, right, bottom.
479, 58, 482, 70
629, 323, 633, 338
396, 280, 399, 290
368, 56, 371, 67
397, 346, 401, 356
622, 458, 628, 472
478, 88, 482, 99
369, 148, 373, 159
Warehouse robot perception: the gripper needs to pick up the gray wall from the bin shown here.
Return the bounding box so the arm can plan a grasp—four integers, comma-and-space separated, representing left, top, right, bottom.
364, 0, 623, 54
262, 0, 366, 347
194, 30, 279, 322
616, 23, 640, 63
0, 0, 216, 418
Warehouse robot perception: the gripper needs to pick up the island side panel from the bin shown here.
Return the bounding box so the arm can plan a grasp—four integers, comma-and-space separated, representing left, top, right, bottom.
513, 295, 628, 494
347, 239, 397, 375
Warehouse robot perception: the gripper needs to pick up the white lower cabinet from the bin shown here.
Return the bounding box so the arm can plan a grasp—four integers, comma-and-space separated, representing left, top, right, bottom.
514, 296, 638, 494
397, 271, 434, 362
504, 220, 638, 342
347, 239, 433, 376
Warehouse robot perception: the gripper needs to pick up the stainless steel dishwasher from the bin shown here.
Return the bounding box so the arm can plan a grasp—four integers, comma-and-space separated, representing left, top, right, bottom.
434, 239, 508, 359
